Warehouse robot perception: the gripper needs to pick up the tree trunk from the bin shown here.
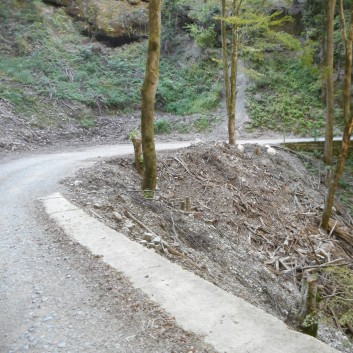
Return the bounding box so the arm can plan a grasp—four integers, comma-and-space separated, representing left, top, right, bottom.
339, 0, 353, 124
321, 0, 328, 104
221, 0, 231, 122
228, 0, 238, 145
323, 0, 336, 165
222, 0, 239, 145
298, 274, 319, 337
322, 3, 353, 231
132, 136, 143, 176
322, 121, 353, 230
141, 0, 162, 195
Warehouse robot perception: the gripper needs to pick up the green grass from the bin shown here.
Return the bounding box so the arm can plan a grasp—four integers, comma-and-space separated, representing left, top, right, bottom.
194, 115, 213, 132
154, 119, 172, 134
0, 0, 222, 121
337, 153, 353, 216
246, 56, 326, 135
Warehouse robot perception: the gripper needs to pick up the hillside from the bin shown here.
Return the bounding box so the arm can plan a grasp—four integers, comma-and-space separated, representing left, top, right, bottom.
62, 142, 353, 351
0, 0, 330, 154
1, 0, 353, 350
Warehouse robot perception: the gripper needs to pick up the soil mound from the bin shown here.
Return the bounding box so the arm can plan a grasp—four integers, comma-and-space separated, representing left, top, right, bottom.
63, 142, 353, 351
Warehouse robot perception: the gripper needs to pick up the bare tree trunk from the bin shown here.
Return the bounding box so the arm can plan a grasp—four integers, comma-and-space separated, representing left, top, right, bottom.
322, 3, 353, 231
141, 0, 162, 195
132, 136, 143, 176
222, 0, 240, 145
321, 0, 328, 104
298, 274, 319, 337
322, 122, 353, 229
221, 0, 231, 121
228, 0, 238, 145
324, 0, 336, 165
339, 0, 353, 124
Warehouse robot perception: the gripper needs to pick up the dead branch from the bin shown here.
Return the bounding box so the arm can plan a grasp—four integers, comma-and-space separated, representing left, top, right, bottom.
125, 209, 183, 256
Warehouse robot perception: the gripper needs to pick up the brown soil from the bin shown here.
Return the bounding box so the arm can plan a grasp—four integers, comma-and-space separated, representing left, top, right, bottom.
0, 96, 284, 161
62, 142, 353, 352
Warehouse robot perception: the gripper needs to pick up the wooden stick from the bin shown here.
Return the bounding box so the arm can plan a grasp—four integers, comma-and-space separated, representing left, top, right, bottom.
300, 258, 348, 270
124, 210, 183, 256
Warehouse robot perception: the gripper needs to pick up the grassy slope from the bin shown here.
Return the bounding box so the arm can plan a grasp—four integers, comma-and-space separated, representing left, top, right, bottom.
0, 0, 221, 127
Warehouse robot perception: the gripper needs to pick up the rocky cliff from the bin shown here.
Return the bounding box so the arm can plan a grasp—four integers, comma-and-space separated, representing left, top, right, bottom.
43, 0, 149, 40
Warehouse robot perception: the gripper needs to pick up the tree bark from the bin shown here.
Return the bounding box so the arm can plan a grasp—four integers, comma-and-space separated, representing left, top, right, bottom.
221, 0, 231, 122
339, 0, 353, 124
228, 0, 238, 145
132, 136, 143, 176
321, 0, 328, 104
141, 0, 161, 195
322, 122, 353, 230
222, 0, 239, 145
298, 274, 319, 337
324, 0, 336, 166
322, 3, 353, 231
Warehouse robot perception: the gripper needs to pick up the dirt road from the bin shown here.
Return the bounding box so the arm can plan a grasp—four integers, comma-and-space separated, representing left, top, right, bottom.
0, 138, 348, 353
1, 142, 220, 353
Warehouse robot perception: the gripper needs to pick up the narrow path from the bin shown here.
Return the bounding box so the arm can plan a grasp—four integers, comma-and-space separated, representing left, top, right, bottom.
0, 139, 344, 352
1, 142, 214, 353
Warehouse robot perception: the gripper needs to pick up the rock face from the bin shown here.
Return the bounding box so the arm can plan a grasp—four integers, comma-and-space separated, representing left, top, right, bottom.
43, 0, 149, 40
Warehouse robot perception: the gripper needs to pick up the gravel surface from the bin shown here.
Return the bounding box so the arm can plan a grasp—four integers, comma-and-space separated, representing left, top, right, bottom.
0, 145, 217, 353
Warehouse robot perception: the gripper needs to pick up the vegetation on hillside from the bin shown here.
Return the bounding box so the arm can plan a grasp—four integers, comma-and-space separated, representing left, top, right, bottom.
0, 0, 221, 126
247, 57, 325, 136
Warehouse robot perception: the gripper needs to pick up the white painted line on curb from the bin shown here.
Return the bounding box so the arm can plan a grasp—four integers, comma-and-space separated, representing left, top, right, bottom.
42, 193, 339, 353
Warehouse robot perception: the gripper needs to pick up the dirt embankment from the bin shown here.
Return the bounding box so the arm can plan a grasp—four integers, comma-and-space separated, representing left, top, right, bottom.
63, 142, 353, 352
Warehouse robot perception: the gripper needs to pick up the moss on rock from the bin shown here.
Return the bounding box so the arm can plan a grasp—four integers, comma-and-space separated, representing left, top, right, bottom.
43, 0, 148, 39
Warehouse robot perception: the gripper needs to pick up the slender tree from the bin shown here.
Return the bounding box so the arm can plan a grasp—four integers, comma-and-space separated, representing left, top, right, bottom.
141, 0, 162, 195
220, 1, 298, 145
221, 0, 240, 145
323, 0, 336, 165
322, 1, 353, 230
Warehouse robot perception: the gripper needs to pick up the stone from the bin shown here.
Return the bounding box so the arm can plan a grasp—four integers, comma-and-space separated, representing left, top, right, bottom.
124, 220, 134, 229
58, 342, 67, 348
152, 236, 161, 245
146, 243, 155, 249
142, 232, 153, 242
193, 212, 203, 220
112, 211, 123, 222
139, 240, 147, 246
42, 315, 53, 322
155, 244, 162, 252
45, 0, 149, 41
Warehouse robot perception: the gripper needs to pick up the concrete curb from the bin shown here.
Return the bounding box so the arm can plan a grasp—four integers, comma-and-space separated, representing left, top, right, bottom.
42, 193, 339, 353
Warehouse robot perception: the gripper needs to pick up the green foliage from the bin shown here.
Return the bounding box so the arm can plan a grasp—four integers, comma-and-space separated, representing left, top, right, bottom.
129, 128, 140, 141
194, 115, 212, 132
79, 116, 96, 129
324, 266, 353, 328
158, 61, 221, 115
185, 24, 217, 49
154, 119, 172, 134
176, 0, 220, 25
246, 56, 326, 135
0, 1, 221, 119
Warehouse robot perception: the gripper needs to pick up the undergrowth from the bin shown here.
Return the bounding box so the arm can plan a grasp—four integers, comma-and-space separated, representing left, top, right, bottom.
0, 0, 221, 124
246, 56, 326, 136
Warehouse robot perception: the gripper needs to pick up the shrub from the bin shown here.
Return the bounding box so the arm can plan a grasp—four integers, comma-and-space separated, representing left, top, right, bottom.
154, 119, 172, 134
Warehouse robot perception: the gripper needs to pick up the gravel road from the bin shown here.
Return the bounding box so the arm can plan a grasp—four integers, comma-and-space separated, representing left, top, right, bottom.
0, 143, 219, 353
1, 138, 347, 353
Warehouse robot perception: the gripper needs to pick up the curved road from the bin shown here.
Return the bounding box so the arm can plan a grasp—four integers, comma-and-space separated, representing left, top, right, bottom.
0, 138, 344, 352
0, 142, 200, 353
